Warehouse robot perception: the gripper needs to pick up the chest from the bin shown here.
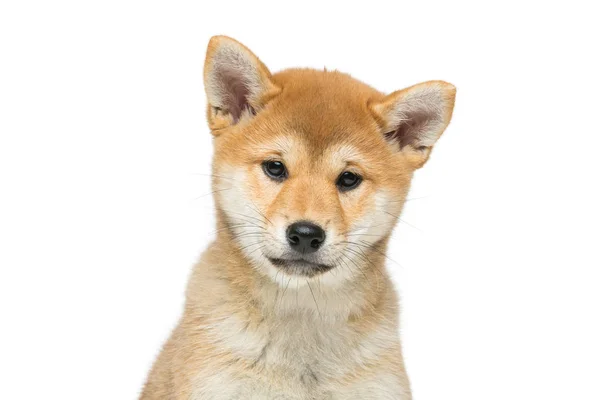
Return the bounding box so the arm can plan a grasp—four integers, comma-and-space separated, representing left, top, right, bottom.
191, 371, 407, 400
192, 314, 405, 399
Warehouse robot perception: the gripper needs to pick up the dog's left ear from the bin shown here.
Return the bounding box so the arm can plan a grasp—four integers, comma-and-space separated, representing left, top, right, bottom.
203, 36, 281, 133
369, 81, 456, 168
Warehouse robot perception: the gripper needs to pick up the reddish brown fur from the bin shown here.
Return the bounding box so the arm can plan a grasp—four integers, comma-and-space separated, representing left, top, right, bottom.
141, 36, 455, 399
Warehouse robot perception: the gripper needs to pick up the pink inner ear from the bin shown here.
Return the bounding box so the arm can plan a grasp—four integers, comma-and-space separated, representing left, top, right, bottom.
384, 110, 435, 150
216, 66, 254, 122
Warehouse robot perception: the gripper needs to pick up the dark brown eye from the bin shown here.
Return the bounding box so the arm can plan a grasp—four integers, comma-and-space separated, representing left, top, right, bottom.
262, 160, 287, 181
336, 171, 362, 191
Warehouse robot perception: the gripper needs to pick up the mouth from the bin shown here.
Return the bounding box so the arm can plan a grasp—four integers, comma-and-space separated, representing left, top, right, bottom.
267, 257, 334, 277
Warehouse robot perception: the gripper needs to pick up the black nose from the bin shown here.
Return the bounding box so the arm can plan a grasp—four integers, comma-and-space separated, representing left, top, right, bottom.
286, 221, 326, 254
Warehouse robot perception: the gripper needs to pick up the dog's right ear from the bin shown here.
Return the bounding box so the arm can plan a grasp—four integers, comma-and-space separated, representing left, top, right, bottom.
203, 36, 281, 133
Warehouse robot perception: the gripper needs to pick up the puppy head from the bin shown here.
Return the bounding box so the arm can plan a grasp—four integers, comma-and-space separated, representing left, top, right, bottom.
204, 36, 455, 287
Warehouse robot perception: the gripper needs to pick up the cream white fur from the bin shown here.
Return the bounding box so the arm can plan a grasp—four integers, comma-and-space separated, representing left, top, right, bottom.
205, 41, 265, 112
381, 82, 452, 148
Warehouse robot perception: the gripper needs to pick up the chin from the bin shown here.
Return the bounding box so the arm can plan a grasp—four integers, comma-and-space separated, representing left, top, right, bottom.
267, 257, 334, 277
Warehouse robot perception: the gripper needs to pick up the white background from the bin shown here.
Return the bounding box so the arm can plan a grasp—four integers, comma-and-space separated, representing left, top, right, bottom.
1, 1, 599, 399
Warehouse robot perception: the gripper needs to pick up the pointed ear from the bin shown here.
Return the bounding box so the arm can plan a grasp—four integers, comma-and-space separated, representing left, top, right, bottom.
369, 81, 456, 168
203, 36, 281, 132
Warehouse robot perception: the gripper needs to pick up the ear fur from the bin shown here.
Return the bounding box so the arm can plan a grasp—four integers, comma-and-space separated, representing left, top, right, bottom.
369, 81, 456, 168
203, 36, 281, 132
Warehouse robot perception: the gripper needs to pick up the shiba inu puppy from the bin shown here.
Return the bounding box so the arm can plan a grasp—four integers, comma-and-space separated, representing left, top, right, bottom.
141, 36, 455, 400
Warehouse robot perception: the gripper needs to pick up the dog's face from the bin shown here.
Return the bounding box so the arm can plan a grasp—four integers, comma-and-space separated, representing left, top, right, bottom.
204, 37, 455, 287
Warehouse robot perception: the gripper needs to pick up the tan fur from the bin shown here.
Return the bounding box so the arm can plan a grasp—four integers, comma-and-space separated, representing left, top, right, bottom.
141, 36, 455, 399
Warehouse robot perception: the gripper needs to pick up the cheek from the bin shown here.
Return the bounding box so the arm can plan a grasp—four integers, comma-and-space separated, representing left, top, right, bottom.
214, 165, 274, 223
342, 184, 405, 241
339, 183, 378, 230
215, 165, 286, 263
248, 167, 284, 216
243, 167, 290, 244
214, 167, 250, 229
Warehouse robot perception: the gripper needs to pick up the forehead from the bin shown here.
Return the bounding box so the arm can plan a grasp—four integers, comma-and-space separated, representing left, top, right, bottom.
270, 68, 384, 139
254, 69, 387, 156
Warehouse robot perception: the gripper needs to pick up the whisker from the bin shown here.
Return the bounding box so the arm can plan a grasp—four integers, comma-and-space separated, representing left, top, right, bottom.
339, 240, 392, 271
247, 244, 266, 258
350, 245, 386, 278
399, 218, 422, 232
347, 221, 388, 230
374, 208, 423, 232
344, 252, 383, 290
306, 280, 321, 318
356, 239, 404, 268
190, 173, 236, 181
238, 240, 266, 252
274, 269, 281, 298
230, 232, 266, 240
380, 209, 399, 219
193, 187, 232, 200
208, 223, 264, 236
279, 276, 293, 309
387, 196, 430, 204
225, 210, 269, 227
246, 200, 273, 227
339, 253, 368, 281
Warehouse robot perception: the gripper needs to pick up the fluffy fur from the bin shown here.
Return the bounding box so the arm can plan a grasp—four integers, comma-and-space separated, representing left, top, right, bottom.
140, 36, 456, 399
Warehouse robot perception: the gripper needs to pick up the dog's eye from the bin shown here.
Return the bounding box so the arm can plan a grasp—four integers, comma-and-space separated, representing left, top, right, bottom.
336, 171, 362, 192
262, 160, 288, 181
